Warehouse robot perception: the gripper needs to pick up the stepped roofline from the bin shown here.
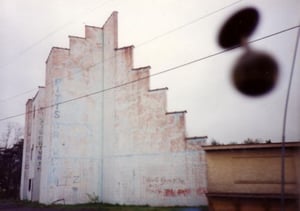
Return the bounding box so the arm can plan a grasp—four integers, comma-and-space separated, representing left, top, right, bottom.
45, 12, 118, 64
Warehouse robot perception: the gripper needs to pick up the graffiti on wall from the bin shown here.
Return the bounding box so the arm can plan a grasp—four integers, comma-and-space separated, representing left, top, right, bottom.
57, 175, 81, 187
48, 158, 82, 188
36, 117, 44, 171
143, 176, 206, 197
54, 78, 62, 119
52, 78, 62, 157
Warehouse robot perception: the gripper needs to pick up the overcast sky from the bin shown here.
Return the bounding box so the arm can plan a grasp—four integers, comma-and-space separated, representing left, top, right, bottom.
0, 0, 299, 143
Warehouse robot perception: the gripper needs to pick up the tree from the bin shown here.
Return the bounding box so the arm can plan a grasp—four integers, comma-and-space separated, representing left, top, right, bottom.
0, 122, 24, 198
243, 138, 261, 144
0, 122, 23, 149
210, 138, 222, 146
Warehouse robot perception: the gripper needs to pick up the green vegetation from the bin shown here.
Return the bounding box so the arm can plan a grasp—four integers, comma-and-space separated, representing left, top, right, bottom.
0, 199, 208, 211
208, 138, 272, 145
44, 203, 207, 211
86, 192, 99, 203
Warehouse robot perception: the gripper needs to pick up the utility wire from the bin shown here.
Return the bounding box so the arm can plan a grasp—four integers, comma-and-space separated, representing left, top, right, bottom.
0, 0, 242, 103
0, 24, 299, 122
0, 88, 38, 103
136, 0, 242, 47
280, 24, 300, 211
0, 0, 114, 70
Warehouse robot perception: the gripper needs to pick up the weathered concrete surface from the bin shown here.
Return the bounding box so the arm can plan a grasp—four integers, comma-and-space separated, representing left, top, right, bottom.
21, 87, 45, 201
21, 12, 207, 206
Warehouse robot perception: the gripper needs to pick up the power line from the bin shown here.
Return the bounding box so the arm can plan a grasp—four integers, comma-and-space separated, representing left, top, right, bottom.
0, 0, 115, 103
136, 0, 242, 47
0, 24, 299, 122
0, 0, 114, 70
280, 25, 300, 211
0, 88, 38, 104
0, 0, 241, 103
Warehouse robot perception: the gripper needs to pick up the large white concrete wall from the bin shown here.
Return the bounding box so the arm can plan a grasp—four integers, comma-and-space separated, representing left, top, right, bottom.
23, 12, 207, 206
100, 13, 207, 206
39, 23, 105, 204
103, 149, 207, 206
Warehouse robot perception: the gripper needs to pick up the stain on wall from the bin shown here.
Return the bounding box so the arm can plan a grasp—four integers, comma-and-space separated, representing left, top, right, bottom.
21, 12, 207, 206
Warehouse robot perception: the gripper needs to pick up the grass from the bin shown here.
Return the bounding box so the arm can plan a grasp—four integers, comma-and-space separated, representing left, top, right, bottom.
0, 199, 208, 211
44, 203, 208, 211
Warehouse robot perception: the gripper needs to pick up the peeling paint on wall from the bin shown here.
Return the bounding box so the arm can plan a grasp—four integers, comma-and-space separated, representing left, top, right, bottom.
21, 12, 207, 206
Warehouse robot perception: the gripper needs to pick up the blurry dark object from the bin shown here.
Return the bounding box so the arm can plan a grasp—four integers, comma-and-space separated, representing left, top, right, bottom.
232, 50, 278, 96
218, 7, 278, 96
218, 7, 259, 48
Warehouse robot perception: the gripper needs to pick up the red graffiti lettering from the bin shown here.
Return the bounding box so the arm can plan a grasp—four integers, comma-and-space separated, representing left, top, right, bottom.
196, 187, 207, 195
177, 189, 191, 196
164, 189, 192, 197
164, 189, 176, 197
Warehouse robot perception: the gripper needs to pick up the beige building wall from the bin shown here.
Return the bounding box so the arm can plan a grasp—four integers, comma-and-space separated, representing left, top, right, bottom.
21, 12, 207, 206
204, 143, 300, 211
205, 145, 299, 194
